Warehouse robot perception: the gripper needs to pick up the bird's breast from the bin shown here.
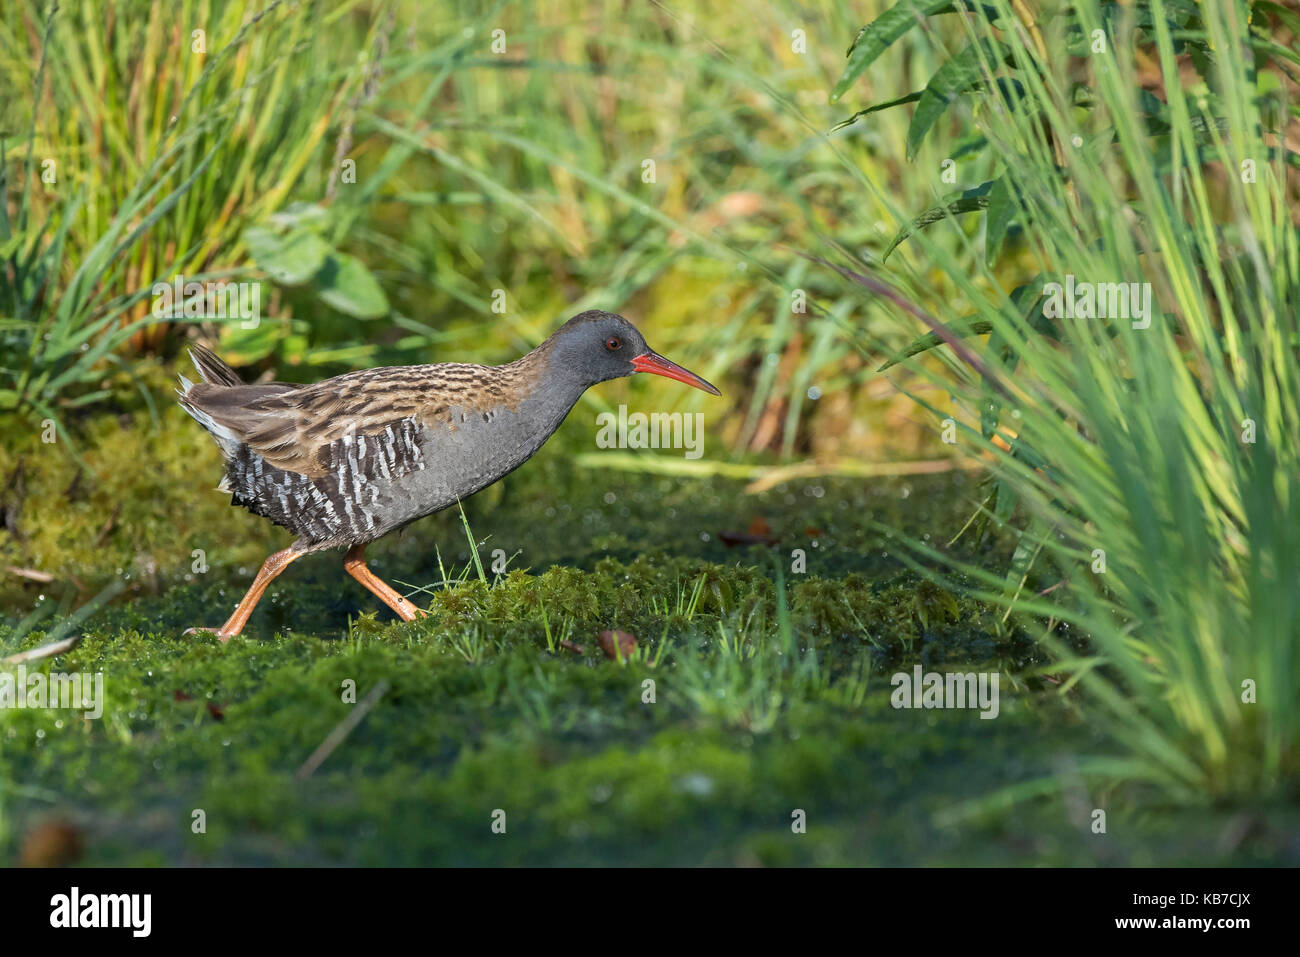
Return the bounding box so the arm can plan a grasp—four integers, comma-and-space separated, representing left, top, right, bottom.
366, 391, 579, 530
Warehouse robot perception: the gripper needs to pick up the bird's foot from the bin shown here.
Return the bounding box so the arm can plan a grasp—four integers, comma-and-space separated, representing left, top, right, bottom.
391, 600, 428, 623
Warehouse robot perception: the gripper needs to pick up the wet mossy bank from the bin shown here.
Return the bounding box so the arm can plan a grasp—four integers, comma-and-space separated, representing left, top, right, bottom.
2, 421, 1295, 865
4, 607, 1295, 866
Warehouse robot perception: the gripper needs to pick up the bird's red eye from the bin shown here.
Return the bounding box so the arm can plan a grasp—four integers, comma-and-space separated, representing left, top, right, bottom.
605, 336, 621, 351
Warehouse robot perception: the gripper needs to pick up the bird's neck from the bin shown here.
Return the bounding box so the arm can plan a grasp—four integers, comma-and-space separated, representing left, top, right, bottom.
503, 336, 590, 404
495, 341, 590, 435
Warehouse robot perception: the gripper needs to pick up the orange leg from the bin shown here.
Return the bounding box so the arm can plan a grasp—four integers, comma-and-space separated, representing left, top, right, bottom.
185, 547, 302, 641
344, 544, 426, 622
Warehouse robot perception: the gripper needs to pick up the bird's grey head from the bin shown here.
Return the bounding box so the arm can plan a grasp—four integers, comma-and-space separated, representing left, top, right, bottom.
545, 310, 721, 395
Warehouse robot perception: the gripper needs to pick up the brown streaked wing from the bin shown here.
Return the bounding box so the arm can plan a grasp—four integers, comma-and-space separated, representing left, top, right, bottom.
188, 362, 538, 477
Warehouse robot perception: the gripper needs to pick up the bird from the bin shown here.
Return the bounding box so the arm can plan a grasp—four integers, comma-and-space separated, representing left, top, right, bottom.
177, 310, 720, 639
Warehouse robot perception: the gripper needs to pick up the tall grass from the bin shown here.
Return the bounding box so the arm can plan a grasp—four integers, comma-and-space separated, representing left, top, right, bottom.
833, 0, 1297, 802
0, 0, 391, 427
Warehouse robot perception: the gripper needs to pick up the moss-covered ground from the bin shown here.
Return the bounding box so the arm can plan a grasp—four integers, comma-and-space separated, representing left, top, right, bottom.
1, 410, 1295, 866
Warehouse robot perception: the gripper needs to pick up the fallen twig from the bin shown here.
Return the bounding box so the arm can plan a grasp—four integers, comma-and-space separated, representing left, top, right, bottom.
295, 680, 390, 781
2, 635, 82, 665
4, 565, 55, 583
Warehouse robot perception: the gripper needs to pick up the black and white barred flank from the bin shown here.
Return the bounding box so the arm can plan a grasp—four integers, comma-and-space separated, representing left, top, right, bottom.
216, 417, 427, 548
178, 349, 428, 549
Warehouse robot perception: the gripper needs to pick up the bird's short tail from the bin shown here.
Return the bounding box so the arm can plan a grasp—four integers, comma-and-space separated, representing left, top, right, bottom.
177, 344, 247, 463
188, 343, 244, 388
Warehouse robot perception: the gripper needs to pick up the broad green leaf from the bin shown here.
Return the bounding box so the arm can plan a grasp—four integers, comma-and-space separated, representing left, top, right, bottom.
907, 39, 1009, 159
268, 202, 332, 233
882, 182, 993, 260
984, 175, 1015, 267
877, 318, 992, 371
832, 0, 957, 103
951, 131, 990, 161
316, 253, 389, 319
242, 226, 281, 262
878, 275, 1047, 371
246, 227, 330, 286
845, 2, 1003, 56
832, 91, 923, 132
992, 479, 1018, 523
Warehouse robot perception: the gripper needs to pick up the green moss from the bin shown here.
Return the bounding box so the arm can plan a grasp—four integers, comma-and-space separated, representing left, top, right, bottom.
1, 412, 1294, 866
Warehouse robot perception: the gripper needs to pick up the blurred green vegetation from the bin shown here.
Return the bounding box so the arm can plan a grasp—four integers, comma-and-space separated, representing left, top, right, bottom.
3, 0, 978, 460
